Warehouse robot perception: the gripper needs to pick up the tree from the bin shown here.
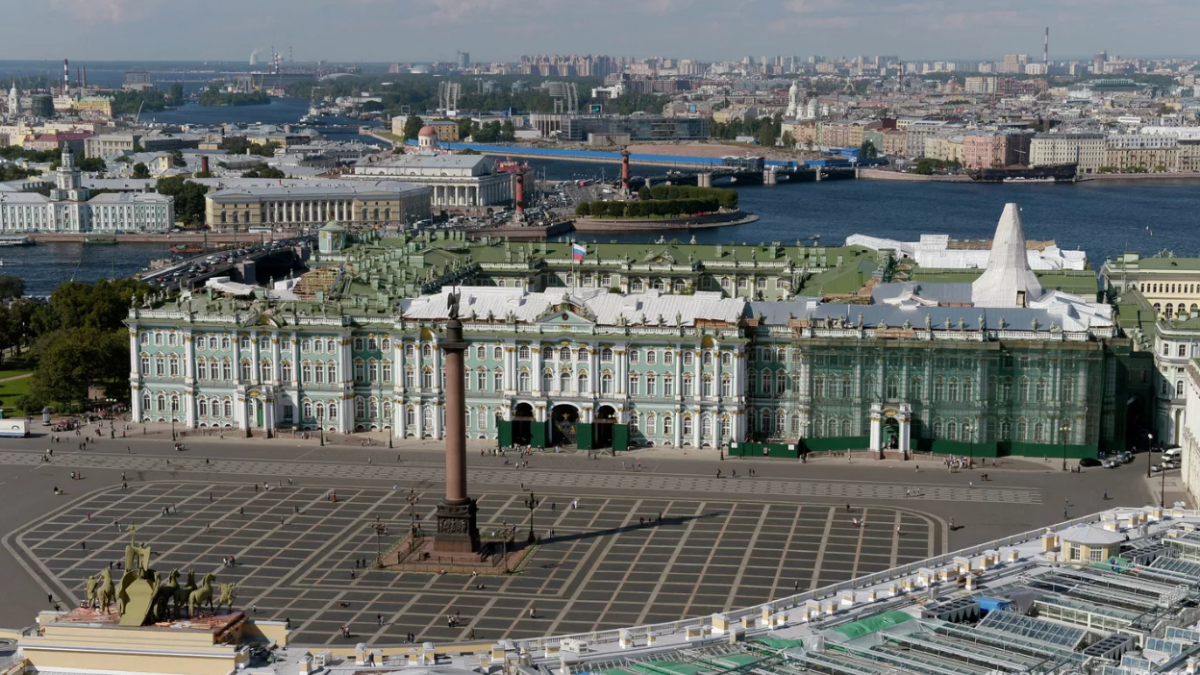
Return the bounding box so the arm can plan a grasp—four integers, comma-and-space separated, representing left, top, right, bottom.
860, 140, 879, 159
575, 202, 591, 217
132, 162, 150, 179
242, 163, 285, 179
456, 118, 474, 140
168, 82, 184, 104
501, 120, 516, 142
0, 276, 25, 300
756, 122, 778, 147
402, 115, 424, 140
782, 132, 796, 149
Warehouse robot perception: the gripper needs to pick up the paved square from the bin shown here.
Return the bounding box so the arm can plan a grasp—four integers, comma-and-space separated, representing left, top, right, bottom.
15, 481, 941, 644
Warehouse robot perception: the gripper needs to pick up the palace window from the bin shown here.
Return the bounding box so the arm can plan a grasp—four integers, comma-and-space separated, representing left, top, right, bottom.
518, 346, 530, 360
646, 374, 658, 397
664, 350, 674, 365
422, 344, 433, 358
198, 399, 208, 418
542, 369, 553, 392
368, 337, 378, 351
282, 361, 292, 381
196, 358, 206, 380
601, 371, 613, 395
382, 361, 392, 382
353, 338, 364, 351
683, 351, 694, 367
222, 360, 232, 380
601, 348, 613, 363
682, 374, 694, 397
722, 351, 732, 366
541, 346, 553, 360
722, 375, 732, 397
260, 360, 272, 382
354, 360, 365, 382
422, 368, 434, 389
682, 415, 693, 437
368, 360, 378, 382
721, 416, 732, 440
578, 371, 589, 392
703, 376, 714, 397
646, 349, 657, 365
702, 415, 713, 438
776, 371, 787, 395
518, 370, 531, 392
664, 374, 675, 397
663, 414, 674, 438
629, 349, 640, 364
477, 346, 487, 360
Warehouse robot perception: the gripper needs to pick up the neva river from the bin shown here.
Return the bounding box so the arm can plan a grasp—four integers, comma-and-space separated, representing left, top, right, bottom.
525, 158, 1200, 267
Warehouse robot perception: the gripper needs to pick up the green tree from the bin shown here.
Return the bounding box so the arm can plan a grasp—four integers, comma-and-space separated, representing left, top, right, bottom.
782, 132, 796, 149
456, 118, 474, 139
132, 162, 150, 179
756, 122, 778, 147
402, 115, 424, 140
500, 120, 516, 142
168, 82, 184, 104
575, 202, 591, 217
242, 163, 285, 179
0, 276, 25, 300
860, 140, 879, 159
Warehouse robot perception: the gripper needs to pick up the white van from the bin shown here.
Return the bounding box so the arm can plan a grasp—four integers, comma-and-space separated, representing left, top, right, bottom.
1164, 448, 1182, 461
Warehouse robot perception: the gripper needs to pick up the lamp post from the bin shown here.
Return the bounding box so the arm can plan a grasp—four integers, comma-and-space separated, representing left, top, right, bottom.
964, 423, 974, 468
1161, 456, 1167, 508
319, 408, 325, 447
171, 416, 176, 442
1060, 422, 1071, 472
370, 516, 388, 566
523, 492, 541, 544
405, 489, 420, 534
1146, 432, 1154, 479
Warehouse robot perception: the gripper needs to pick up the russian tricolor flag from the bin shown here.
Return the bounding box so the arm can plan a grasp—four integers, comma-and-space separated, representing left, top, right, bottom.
572, 243, 586, 261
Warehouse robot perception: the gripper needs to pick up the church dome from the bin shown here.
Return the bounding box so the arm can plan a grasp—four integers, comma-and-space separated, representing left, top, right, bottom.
418, 126, 437, 137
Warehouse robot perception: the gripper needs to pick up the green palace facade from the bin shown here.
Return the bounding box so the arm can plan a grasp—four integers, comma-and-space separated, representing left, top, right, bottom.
126, 209, 1148, 457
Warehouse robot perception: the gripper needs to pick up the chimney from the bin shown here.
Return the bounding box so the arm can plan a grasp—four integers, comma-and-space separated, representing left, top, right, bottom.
63, 59, 70, 96
515, 171, 525, 215
1044, 27, 1049, 65
201, 155, 210, 174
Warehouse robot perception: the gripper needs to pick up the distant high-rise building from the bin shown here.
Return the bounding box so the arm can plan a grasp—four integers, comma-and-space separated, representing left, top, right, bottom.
1093, 51, 1108, 74
457, 51, 470, 69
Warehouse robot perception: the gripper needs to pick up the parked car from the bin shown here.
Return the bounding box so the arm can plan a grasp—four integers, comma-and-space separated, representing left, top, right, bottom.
1079, 457, 1103, 468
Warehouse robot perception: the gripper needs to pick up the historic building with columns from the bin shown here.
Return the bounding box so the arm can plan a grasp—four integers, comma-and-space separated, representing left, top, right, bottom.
203, 180, 431, 230
351, 153, 516, 211
127, 204, 1144, 458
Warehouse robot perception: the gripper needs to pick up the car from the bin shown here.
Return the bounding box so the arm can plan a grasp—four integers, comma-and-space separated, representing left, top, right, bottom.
1079, 457, 1103, 468
1104, 460, 1119, 469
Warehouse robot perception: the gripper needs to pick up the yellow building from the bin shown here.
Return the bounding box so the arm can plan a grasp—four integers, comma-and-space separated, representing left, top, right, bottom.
19, 608, 288, 675
1102, 252, 1200, 320
426, 120, 461, 142
73, 97, 114, 118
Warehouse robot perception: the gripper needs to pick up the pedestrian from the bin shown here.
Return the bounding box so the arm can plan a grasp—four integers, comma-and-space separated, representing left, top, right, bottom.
121, 471, 126, 481
896, 525, 902, 536
949, 518, 955, 529
122, 481, 127, 490
350, 570, 355, 580
1063, 507, 1068, 519
209, 493, 213, 501
1103, 490, 1108, 500
969, 481, 973, 489
377, 614, 383, 626
846, 503, 851, 512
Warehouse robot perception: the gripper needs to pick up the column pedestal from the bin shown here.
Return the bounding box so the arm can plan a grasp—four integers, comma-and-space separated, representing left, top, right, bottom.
435, 498, 480, 553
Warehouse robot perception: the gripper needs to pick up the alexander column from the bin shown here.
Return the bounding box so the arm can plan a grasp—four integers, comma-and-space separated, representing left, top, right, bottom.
434, 288, 480, 553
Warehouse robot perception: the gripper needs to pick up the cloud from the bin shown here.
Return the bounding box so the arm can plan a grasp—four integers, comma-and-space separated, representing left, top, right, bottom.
48, 0, 161, 22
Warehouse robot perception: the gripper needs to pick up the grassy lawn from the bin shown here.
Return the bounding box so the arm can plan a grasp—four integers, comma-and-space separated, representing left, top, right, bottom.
0, 369, 33, 381
0, 374, 31, 415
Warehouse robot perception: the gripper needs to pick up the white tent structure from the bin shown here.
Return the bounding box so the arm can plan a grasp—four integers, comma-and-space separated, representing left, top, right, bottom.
971, 203, 1044, 308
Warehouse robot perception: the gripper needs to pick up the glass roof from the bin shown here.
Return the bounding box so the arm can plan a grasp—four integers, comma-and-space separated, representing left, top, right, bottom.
976, 611, 1088, 649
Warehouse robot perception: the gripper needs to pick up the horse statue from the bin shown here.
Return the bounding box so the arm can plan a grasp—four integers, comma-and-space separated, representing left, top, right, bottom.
215, 582, 237, 613
174, 569, 196, 613
187, 573, 215, 617
97, 568, 116, 613
85, 574, 98, 609
153, 570, 181, 621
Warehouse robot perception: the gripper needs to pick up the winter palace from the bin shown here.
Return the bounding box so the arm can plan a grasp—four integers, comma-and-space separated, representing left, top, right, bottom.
126, 204, 1154, 458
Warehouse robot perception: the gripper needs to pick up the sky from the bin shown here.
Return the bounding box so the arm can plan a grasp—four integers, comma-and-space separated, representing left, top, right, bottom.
3, 0, 1199, 64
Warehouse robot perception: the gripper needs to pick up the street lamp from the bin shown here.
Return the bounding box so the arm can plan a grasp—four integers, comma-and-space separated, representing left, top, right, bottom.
405, 490, 420, 534
319, 408, 325, 447
1146, 432, 1154, 479
1161, 454, 1168, 508
963, 423, 974, 468
370, 516, 388, 566
523, 492, 541, 544
1060, 422, 1071, 472
171, 416, 176, 442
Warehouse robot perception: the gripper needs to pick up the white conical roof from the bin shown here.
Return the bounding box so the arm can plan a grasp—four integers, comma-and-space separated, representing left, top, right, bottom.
971, 203, 1043, 308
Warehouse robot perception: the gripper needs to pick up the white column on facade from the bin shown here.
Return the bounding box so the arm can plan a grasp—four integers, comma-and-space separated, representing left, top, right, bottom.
433, 343, 443, 394
340, 336, 353, 434
714, 344, 723, 401
693, 348, 702, 402
616, 349, 626, 396
415, 402, 424, 438
693, 407, 702, 447
250, 332, 260, 385
130, 328, 141, 420
532, 344, 542, 396
674, 349, 683, 402
869, 403, 883, 451
589, 346, 598, 397
673, 408, 683, 447
184, 331, 196, 428
433, 401, 443, 439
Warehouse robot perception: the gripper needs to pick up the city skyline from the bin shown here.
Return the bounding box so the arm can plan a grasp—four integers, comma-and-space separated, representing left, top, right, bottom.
4, 0, 1200, 64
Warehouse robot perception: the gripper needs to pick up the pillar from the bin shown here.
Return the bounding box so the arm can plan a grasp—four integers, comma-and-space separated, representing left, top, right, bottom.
869, 402, 883, 451
899, 403, 912, 456
434, 294, 481, 553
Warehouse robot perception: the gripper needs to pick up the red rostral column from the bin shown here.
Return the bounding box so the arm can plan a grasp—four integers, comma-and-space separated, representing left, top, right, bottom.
434, 288, 480, 553
514, 171, 526, 216
621, 149, 631, 192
